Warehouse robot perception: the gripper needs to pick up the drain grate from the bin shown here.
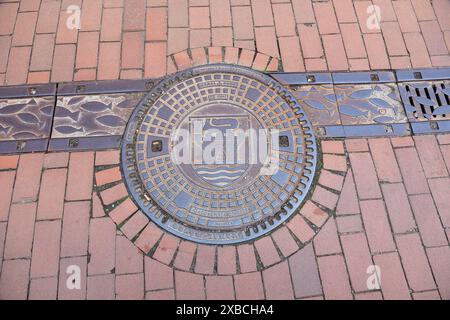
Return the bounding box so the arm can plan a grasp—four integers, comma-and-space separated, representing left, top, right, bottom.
399, 81, 450, 121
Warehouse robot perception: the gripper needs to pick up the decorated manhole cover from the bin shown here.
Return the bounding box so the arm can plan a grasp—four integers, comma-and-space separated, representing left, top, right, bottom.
121, 64, 317, 244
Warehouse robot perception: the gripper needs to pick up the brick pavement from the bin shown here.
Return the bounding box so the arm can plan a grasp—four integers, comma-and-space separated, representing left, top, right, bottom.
0, 136, 449, 300
0, 0, 450, 86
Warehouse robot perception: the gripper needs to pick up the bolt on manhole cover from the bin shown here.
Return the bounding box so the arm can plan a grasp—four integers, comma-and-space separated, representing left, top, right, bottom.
121, 64, 317, 244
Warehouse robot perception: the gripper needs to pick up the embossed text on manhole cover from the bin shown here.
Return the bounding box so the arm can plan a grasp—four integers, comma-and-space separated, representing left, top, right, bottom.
121, 65, 317, 244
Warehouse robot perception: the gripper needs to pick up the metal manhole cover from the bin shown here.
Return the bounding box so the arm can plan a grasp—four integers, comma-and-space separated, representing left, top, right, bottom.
121, 64, 317, 244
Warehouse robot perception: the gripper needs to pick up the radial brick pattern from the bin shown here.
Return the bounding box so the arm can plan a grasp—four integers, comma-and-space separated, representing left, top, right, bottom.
1, 0, 450, 86
1, 137, 449, 300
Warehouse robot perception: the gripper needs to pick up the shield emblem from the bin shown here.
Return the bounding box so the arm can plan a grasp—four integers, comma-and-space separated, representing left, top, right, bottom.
190, 116, 250, 188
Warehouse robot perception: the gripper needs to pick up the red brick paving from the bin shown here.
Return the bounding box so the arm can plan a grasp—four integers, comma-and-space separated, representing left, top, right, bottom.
1, 0, 450, 84
0, 135, 448, 300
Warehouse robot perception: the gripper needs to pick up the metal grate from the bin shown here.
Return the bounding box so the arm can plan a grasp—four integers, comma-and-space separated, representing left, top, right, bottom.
399, 81, 450, 121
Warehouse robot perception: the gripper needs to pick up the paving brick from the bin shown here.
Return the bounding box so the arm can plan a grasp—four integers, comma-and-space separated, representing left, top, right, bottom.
0, 36, 9, 73
217, 246, 236, 275
173, 240, 196, 271
6, 46, 31, 85
234, 272, 265, 300
433, 0, 450, 31
211, 0, 232, 27
404, 33, 432, 68
420, 21, 448, 57
428, 178, 450, 228
345, 139, 368, 152
88, 217, 116, 275
195, 245, 216, 274
393, 0, 420, 33
355, 291, 383, 300
145, 257, 173, 291
61, 201, 90, 257
4, 203, 36, 259
373, 252, 411, 300
191, 47, 208, 66
271, 226, 299, 257
381, 183, 416, 234
289, 243, 322, 298
232, 6, 254, 40
414, 135, 448, 178
321, 140, 345, 154
396, 233, 436, 292
145, 42, 167, 78
292, 0, 315, 24
286, 213, 316, 244
441, 145, 450, 173
31, 220, 61, 278
0, 259, 30, 300
368, 138, 402, 183
37, 168, 67, 220
134, 222, 163, 254
336, 170, 360, 215
27, 70, 50, 83
391, 136, 414, 148
0, 171, 15, 221
298, 24, 323, 59
211, 27, 232, 47
372, 0, 397, 22
13, 153, 43, 203
206, 276, 235, 300
101, 183, 129, 206
98, 42, 121, 80
273, 3, 296, 37
35, 0, 59, 33
278, 36, 305, 72
305, 58, 328, 71
349, 152, 382, 199
0, 3, 19, 36
251, 0, 274, 27
313, 218, 341, 256
76, 32, 99, 69
333, 0, 357, 23
0, 155, 18, 169
354, 0, 381, 34
95, 150, 120, 166
19, 0, 41, 12
238, 49, 255, 67
426, 246, 450, 299
381, 22, 408, 56
66, 152, 94, 201
341, 233, 374, 292
189, 7, 210, 29
87, 274, 115, 300
168, 0, 188, 27
263, 261, 294, 300
252, 53, 270, 71
410, 0, 435, 21
0, 222, 6, 270
174, 50, 192, 70
237, 243, 257, 273
121, 211, 148, 240
146, 289, 175, 300
58, 256, 87, 300
12, 12, 38, 46
431, 55, 450, 67
318, 170, 344, 192
51, 44, 76, 82
122, 32, 144, 69
175, 271, 205, 300
313, 1, 339, 35
318, 255, 353, 300
311, 187, 338, 216
409, 194, 447, 247
395, 147, 429, 194
254, 236, 281, 267
208, 46, 223, 63
323, 34, 348, 71
168, 27, 188, 54
116, 235, 143, 275
153, 233, 179, 265
116, 273, 145, 300
336, 215, 363, 234
341, 23, 366, 59
254, 26, 279, 58
55, 12, 78, 44
101, 8, 123, 41
360, 200, 396, 253
123, 0, 146, 31
29, 277, 58, 300
95, 167, 122, 187
363, 33, 390, 69
412, 290, 441, 300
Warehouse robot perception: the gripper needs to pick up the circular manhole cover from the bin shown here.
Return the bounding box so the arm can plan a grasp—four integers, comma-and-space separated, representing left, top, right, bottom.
121, 64, 317, 244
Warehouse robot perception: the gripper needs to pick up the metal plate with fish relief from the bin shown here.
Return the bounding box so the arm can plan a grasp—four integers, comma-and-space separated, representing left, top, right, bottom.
121, 64, 317, 244
51, 92, 146, 138
0, 96, 54, 141
335, 84, 407, 125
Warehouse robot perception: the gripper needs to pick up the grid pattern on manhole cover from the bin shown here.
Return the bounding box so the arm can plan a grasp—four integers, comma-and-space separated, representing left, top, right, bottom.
121, 64, 317, 244
399, 81, 450, 121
